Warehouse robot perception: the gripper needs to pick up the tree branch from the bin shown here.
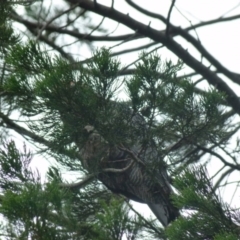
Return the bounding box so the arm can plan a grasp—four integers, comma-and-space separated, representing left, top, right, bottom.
0, 111, 50, 146
212, 168, 235, 192
0, 111, 76, 159
166, 0, 176, 36
118, 1, 240, 85
186, 14, 240, 32
111, 42, 158, 56
66, 0, 240, 115
194, 144, 240, 171
36, 3, 79, 40
28, 27, 75, 62
10, 12, 143, 42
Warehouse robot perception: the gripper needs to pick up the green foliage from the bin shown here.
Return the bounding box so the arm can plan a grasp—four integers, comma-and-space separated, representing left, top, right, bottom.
127, 53, 225, 138
214, 232, 239, 240
166, 167, 240, 239
4, 43, 227, 153
0, 141, 146, 239
4, 45, 131, 154
0, 141, 74, 239
0, 141, 32, 189
6, 41, 52, 75
126, 53, 227, 171
92, 199, 143, 240
0, 25, 239, 239
0, 1, 20, 54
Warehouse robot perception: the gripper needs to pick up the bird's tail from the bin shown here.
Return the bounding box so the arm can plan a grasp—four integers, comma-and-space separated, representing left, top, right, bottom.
148, 203, 179, 227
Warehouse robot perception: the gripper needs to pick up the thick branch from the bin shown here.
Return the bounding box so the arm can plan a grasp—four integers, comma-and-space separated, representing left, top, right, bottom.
125, 0, 240, 84
173, 27, 240, 85
0, 111, 49, 146
67, 0, 240, 115
0, 112, 75, 158
12, 6, 240, 87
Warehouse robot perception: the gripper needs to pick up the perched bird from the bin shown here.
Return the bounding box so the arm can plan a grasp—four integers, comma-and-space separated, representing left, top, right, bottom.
80, 103, 179, 227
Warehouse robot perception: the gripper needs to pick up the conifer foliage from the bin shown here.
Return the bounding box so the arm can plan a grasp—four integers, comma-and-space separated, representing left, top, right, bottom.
0, 1, 240, 239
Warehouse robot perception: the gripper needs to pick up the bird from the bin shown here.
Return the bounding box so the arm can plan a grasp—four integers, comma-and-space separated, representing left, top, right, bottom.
80, 102, 179, 227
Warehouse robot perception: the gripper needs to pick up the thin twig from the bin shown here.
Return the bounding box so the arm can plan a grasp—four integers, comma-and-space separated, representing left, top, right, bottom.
166, 0, 176, 36
195, 144, 240, 171
213, 168, 234, 192
111, 42, 158, 56
36, 3, 79, 40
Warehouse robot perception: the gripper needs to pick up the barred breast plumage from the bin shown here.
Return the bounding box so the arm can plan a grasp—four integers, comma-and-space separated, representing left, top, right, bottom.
80, 105, 179, 226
